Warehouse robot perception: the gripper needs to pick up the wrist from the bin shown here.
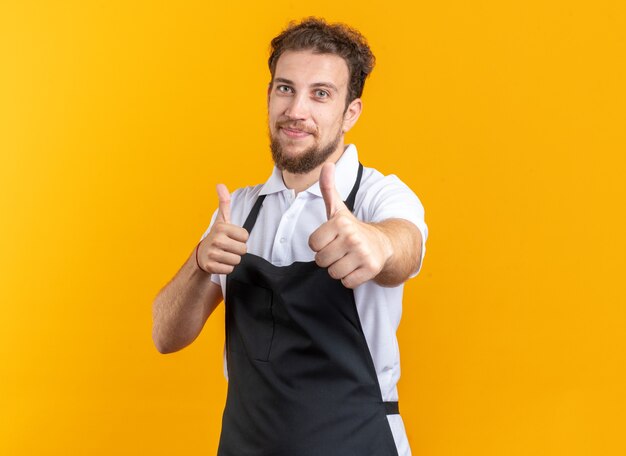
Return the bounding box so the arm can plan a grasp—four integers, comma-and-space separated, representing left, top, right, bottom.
377, 225, 394, 267
365, 222, 394, 269
195, 240, 209, 274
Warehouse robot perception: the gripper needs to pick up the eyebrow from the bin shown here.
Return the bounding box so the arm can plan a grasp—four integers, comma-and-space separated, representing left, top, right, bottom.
274, 77, 339, 93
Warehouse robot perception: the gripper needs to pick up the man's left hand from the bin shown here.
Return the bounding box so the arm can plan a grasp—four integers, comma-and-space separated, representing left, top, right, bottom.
308, 163, 394, 289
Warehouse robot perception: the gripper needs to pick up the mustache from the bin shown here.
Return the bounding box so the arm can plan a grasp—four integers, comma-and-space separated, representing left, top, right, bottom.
276, 120, 317, 135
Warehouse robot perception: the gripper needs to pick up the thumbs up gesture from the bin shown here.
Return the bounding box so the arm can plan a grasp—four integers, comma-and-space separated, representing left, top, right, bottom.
196, 184, 249, 275
308, 163, 393, 289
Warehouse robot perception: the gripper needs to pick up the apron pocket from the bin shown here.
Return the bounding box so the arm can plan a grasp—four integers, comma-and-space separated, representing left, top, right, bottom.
227, 278, 275, 362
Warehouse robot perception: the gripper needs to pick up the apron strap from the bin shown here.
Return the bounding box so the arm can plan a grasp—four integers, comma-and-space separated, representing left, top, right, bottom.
344, 162, 364, 212
242, 194, 266, 233
242, 162, 365, 235
384, 401, 399, 415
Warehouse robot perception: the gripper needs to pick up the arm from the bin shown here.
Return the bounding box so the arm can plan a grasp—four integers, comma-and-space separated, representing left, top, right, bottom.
152, 184, 248, 354
152, 250, 223, 354
310, 212, 423, 289
369, 218, 423, 287
310, 163, 426, 289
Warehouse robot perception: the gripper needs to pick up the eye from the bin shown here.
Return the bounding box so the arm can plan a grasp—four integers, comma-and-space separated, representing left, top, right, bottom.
315, 89, 329, 98
277, 85, 293, 93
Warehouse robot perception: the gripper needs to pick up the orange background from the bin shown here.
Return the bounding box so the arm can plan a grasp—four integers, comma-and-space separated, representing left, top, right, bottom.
1, 1, 625, 455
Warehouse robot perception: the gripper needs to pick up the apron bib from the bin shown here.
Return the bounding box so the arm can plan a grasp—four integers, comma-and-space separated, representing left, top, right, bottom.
217, 163, 400, 456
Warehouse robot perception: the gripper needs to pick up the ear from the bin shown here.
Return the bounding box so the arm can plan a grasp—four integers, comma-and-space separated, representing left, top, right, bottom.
267, 82, 272, 108
342, 98, 363, 134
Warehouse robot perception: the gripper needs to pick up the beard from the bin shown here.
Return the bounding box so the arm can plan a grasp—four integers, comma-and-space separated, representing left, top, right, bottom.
270, 125, 342, 174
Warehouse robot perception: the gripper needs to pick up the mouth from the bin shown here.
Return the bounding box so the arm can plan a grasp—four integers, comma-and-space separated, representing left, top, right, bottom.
279, 125, 314, 139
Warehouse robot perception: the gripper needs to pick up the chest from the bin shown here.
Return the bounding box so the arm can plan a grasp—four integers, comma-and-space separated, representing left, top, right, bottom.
236, 192, 369, 267
241, 193, 326, 266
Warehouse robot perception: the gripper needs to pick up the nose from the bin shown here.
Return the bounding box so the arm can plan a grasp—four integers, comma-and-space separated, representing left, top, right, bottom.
284, 92, 308, 120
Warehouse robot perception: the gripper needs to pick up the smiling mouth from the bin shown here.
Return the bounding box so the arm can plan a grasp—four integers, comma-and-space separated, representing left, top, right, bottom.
280, 127, 313, 138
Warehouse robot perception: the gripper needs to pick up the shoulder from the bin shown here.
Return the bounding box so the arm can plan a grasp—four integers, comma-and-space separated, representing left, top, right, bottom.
229, 183, 264, 205
226, 184, 265, 225
356, 165, 425, 222
359, 166, 414, 192
355, 164, 429, 267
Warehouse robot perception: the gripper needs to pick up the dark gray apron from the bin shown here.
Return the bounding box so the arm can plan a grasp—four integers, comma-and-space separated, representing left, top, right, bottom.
217, 163, 400, 456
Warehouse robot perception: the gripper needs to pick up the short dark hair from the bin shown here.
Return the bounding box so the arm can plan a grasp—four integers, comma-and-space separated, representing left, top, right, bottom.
268, 17, 376, 107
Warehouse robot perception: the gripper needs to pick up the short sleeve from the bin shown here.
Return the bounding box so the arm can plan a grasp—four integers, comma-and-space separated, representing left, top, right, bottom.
365, 175, 428, 278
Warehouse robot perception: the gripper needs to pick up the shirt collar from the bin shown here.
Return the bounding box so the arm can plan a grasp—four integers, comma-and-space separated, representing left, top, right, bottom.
259, 165, 288, 196
259, 144, 360, 200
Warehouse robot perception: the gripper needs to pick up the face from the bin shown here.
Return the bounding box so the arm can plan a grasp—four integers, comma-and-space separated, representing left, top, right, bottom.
268, 50, 362, 174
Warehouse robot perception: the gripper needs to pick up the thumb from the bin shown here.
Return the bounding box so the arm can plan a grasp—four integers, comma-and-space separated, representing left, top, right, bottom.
216, 183, 231, 223
319, 162, 347, 219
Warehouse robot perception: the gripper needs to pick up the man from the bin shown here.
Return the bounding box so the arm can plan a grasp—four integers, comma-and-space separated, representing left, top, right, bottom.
152, 17, 428, 456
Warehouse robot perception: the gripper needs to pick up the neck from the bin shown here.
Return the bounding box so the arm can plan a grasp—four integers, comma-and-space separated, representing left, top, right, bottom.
282, 144, 348, 195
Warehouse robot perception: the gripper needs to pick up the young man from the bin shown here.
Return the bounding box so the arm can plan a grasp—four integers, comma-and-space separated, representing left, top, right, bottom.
153, 17, 428, 456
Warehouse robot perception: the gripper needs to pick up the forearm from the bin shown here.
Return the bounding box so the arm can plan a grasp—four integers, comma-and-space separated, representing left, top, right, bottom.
152, 248, 222, 354
371, 219, 423, 287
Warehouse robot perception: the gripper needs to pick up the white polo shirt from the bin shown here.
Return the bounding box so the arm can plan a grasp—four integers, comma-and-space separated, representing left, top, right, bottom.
200, 144, 428, 456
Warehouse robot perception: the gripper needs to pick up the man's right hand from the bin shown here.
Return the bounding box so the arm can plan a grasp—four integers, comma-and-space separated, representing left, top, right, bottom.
196, 184, 249, 275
